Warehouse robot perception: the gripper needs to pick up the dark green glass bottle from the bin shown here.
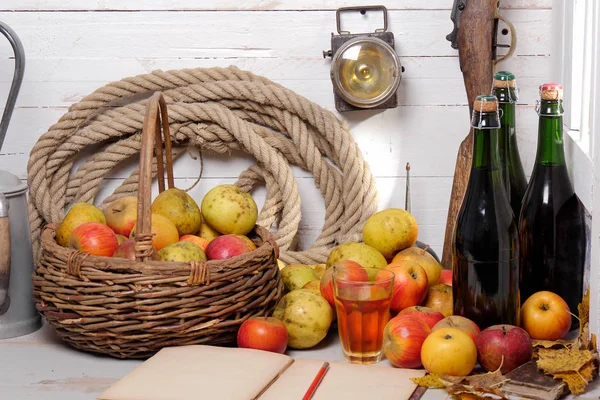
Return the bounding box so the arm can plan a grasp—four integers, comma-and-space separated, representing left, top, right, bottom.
519, 84, 586, 330
493, 71, 528, 218
452, 95, 520, 329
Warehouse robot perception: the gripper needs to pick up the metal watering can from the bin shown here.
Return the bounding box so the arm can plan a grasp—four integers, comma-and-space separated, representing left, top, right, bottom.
0, 21, 42, 338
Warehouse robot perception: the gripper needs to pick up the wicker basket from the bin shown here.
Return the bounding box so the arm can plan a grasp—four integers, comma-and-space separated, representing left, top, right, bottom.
32, 93, 283, 359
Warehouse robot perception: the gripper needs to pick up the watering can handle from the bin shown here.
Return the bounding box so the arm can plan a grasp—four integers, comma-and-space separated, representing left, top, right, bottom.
0, 21, 25, 152
0, 194, 9, 313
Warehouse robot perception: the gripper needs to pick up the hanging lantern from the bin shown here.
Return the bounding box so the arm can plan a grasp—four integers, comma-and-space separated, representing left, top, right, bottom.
323, 5, 403, 112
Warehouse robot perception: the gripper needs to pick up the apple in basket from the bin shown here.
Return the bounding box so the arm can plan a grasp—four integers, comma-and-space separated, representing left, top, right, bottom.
69, 222, 119, 257
103, 196, 138, 237
237, 316, 289, 354
205, 235, 252, 260
201, 184, 258, 236
179, 234, 210, 252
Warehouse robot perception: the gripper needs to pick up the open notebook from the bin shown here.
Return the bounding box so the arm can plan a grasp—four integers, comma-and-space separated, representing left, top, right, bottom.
98, 345, 425, 400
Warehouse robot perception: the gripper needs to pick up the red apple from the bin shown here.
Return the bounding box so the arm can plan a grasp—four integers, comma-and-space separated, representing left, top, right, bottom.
399, 306, 445, 329
439, 269, 452, 286
237, 316, 288, 354
476, 324, 532, 374
103, 196, 138, 237
69, 222, 119, 257
320, 260, 365, 307
520, 291, 571, 340
385, 261, 428, 312
383, 315, 431, 368
205, 234, 252, 260
432, 315, 480, 342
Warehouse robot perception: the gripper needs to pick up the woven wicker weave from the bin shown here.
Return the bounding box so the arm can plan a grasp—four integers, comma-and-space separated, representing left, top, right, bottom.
32, 93, 283, 359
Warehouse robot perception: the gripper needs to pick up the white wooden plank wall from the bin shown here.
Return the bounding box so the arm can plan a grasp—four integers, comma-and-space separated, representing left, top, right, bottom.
0, 0, 552, 256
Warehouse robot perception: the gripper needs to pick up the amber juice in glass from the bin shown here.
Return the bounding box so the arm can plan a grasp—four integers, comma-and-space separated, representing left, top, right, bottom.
332, 266, 394, 364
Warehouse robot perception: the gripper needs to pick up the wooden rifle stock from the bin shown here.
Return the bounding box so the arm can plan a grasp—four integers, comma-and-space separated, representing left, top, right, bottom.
441, 0, 498, 268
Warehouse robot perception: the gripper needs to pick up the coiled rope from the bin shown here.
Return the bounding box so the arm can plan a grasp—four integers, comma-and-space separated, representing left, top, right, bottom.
27, 66, 379, 264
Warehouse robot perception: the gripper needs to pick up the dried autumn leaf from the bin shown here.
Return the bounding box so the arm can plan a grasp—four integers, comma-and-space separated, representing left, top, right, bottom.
537, 348, 593, 374
465, 368, 510, 389
591, 333, 597, 351
410, 374, 445, 388
553, 360, 595, 394
446, 383, 509, 400
532, 339, 576, 349
577, 288, 590, 349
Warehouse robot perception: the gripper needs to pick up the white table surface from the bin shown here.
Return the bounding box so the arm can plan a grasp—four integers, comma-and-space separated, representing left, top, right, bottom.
1, 322, 599, 399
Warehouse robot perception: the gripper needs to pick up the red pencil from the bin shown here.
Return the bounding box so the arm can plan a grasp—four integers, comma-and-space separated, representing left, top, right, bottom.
302, 361, 330, 400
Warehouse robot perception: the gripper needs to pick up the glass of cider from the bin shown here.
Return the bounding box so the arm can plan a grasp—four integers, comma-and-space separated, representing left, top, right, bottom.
332, 265, 394, 364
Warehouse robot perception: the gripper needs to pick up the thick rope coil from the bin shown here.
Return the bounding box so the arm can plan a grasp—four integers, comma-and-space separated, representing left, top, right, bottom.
27, 66, 379, 264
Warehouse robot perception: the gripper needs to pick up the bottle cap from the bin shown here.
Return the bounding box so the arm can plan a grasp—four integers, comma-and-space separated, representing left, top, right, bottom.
493, 71, 516, 88
473, 94, 498, 112
539, 83, 563, 101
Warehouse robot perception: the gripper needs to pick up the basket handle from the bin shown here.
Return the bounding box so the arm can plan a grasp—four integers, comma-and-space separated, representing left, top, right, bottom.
135, 92, 175, 261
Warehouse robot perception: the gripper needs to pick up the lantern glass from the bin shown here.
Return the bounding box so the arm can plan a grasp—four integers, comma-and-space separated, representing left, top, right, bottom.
331, 36, 401, 108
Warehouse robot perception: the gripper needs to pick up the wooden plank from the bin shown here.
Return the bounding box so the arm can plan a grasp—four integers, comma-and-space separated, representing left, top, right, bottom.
0, 10, 550, 59
1, 0, 552, 11
3, 105, 539, 180
0, 55, 551, 108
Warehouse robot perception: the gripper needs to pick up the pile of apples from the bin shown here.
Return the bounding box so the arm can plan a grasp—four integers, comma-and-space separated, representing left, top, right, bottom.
55, 184, 260, 263
237, 207, 575, 379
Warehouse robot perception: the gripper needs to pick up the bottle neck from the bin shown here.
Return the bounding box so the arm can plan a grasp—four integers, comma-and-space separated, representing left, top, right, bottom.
471, 112, 501, 169
536, 100, 565, 166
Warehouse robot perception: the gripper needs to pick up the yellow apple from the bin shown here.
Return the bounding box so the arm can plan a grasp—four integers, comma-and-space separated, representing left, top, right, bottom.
201, 184, 258, 235
157, 241, 206, 262
56, 203, 106, 247
131, 213, 179, 251
363, 208, 419, 259
392, 247, 442, 287
103, 196, 138, 237
152, 188, 202, 236
421, 327, 477, 376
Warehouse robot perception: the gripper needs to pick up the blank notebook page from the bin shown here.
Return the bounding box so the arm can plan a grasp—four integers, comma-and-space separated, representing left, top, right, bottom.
98, 345, 293, 400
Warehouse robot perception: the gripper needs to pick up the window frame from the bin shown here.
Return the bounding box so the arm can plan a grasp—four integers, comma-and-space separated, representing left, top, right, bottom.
553, 0, 600, 336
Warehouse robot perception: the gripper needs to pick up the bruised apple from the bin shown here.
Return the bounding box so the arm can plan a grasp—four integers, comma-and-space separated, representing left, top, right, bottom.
383, 315, 431, 368
432, 315, 480, 342
399, 306, 444, 329
421, 327, 477, 376
362, 208, 418, 259
422, 284, 453, 317
237, 317, 288, 354
152, 188, 202, 236
157, 241, 206, 262
281, 264, 319, 292
273, 289, 332, 349
385, 261, 428, 312
201, 184, 258, 235
69, 222, 119, 257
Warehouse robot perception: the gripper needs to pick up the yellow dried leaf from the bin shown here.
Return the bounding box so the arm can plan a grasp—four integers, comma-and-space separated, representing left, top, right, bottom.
446, 383, 509, 399
591, 333, 597, 351
577, 288, 590, 349
410, 374, 445, 388
532, 339, 575, 349
465, 368, 509, 389
537, 348, 593, 374
553, 361, 595, 394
